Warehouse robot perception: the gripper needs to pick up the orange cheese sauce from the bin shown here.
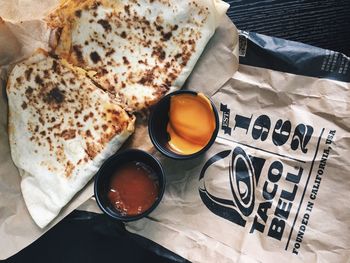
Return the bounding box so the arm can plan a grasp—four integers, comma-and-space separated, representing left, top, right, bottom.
166, 93, 216, 155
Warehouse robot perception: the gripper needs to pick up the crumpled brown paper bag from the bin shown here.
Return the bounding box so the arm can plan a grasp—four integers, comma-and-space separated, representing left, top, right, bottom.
126, 64, 350, 262
0, 0, 238, 259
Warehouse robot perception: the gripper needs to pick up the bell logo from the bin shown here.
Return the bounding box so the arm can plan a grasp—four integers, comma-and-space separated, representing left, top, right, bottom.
199, 147, 265, 227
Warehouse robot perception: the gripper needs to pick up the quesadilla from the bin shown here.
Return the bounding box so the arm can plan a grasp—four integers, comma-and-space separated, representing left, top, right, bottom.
47, 0, 229, 111
7, 49, 135, 228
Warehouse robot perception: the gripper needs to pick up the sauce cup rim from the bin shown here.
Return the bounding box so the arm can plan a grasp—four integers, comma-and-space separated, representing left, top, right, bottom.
94, 149, 165, 221
148, 90, 219, 160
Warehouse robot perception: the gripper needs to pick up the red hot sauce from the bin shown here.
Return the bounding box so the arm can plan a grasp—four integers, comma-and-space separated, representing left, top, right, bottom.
108, 161, 159, 216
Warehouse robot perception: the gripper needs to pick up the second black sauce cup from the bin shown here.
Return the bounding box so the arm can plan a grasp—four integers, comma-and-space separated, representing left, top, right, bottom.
94, 149, 165, 221
148, 90, 220, 160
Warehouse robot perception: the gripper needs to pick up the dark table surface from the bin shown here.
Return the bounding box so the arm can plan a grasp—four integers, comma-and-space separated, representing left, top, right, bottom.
227, 0, 350, 56
3, 1, 350, 263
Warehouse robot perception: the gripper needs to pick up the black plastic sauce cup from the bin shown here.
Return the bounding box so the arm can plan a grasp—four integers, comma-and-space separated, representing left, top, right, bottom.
148, 90, 219, 160
94, 149, 165, 221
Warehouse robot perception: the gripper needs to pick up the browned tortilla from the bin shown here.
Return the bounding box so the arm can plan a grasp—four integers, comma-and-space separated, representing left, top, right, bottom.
47, 0, 228, 111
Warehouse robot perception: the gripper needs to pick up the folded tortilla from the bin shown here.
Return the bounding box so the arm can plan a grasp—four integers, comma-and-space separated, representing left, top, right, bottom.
47, 0, 229, 111
7, 49, 135, 228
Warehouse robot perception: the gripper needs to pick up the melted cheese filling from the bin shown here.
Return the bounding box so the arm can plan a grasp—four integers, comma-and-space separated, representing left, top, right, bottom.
166, 93, 215, 155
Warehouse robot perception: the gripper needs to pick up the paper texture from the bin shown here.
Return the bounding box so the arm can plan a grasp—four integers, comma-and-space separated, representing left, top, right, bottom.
0, 0, 238, 258
126, 64, 350, 262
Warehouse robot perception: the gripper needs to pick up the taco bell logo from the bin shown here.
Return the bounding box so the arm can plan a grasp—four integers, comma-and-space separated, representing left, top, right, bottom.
199, 147, 263, 227
199, 103, 316, 242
